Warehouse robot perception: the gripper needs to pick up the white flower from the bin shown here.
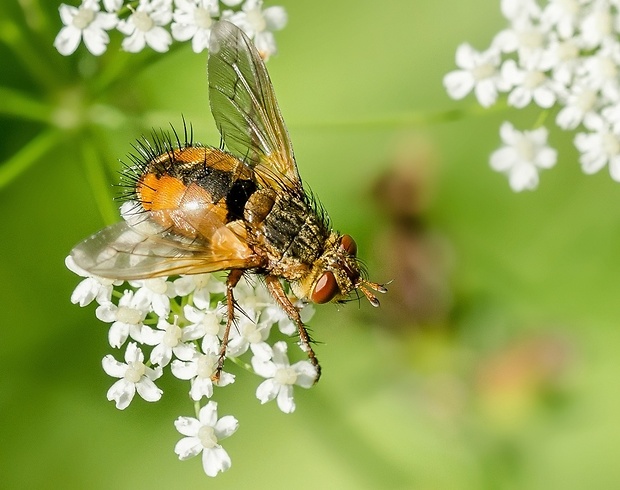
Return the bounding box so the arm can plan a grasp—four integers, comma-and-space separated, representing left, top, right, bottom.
65, 255, 121, 306
103, 0, 122, 12
490, 122, 558, 192
492, 16, 549, 61
117, 0, 173, 53
443, 43, 509, 107
54, 0, 118, 56
542, 0, 583, 39
129, 277, 174, 317
171, 0, 219, 53
226, 315, 272, 358
171, 337, 234, 400
252, 341, 316, 413
579, 0, 616, 49
574, 118, 620, 181
102, 342, 163, 409
96, 289, 150, 348
174, 273, 225, 309
500, 0, 542, 23
502, 55, 559, 109
183, 304, 223, 338
555, 80, 600, 130
141, 317, 198, 366
230, 0, 287, 59
578, 41, 620, 103
174, 401, 239, 477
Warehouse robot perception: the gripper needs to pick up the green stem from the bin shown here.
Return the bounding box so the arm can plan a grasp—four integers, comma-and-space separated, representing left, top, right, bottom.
0, 128, 60, 189
293, 101, 508, 130
0, 85, 53, 123
0, 18, 61, 92
81, 135, 118, 225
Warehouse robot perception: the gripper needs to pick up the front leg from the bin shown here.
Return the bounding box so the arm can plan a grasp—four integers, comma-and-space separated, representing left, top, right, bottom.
264, 275, 321, 383
212, 268, 243, 383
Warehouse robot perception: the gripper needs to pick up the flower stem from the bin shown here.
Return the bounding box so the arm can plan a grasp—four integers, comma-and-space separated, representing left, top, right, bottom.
0, 128, 60, 189
0, 86, 53, 123
294, 101, 506, 130
81, 135, 118, 225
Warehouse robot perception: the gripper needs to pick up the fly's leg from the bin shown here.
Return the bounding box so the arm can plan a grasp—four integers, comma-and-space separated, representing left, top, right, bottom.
265, 275, 321, 383
212, 269, 243, 383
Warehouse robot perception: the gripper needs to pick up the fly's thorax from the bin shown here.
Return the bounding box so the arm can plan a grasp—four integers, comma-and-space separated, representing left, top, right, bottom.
253, 191, 330, 269
291, 232, 362, 304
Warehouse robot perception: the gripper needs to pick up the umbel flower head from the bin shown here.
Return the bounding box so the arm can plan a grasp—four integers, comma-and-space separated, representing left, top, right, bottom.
54, 0, 287, 58
69, 239, 316, 477
444, 0, 620, 191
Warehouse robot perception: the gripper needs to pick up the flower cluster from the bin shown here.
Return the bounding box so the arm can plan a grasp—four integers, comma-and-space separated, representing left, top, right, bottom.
54, 0, 287, 58
444, 0, 620, 191
66, 231, 316, 477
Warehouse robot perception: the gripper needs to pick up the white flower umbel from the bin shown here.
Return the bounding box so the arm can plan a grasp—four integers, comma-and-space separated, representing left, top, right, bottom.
54, 0, 118, 56
174, 401, 239, 477
252, 341, 316, 413
102, 342, 163, 409
444, 0, 620, 190
490, 122, 557, 191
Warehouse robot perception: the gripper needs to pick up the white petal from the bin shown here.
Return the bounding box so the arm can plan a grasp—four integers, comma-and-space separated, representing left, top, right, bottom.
499, 121, 517, 144
263, 6, 287, 30
95, 302, 117, 322
122, 32, 146, 52
609, 156, 620, 181
171, 22, 196, 42
174, 415, 201, 437
171, 359, 197, 380
71, 279, 97, 306
535, 147, 557, 169
198, 401, 219, 426
136, 377, 163, 402
556, 106, 582, 130
214, 415, 239, 440
102, 355, 126, 378
292, 361, 317, 388
443, 71, 474, 100
107, 379, 136, 410
533, 87, 556, 108
108, 322, 129, 348
174, 436, 203, 460
145, 27, 172, 52
124, 342, 143, 363
276, 384, 295, 413
508, 87, 532, 108
255, 379, 278, 404
58, 4, 78, 26
202, 446, 232, 477
490, 147, 518, 171
54, 26, 82, 56
509, 163, 539, 192
474, 79, 498, 107
190, 377, 213, 400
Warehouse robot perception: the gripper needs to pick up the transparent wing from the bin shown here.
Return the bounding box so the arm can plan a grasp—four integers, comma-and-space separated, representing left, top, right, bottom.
208, 21, 301, 188
70, 213, 260, 281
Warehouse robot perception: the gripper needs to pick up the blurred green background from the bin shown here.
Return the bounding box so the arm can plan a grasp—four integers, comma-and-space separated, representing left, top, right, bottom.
3, 0, 620, 488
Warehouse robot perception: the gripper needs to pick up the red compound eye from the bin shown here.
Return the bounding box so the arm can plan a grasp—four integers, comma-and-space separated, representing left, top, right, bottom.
339, 234, 357, 256
311, 271, 339, 304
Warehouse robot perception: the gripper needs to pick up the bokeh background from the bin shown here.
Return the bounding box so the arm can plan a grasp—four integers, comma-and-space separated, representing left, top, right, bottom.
2, 0, 620, 488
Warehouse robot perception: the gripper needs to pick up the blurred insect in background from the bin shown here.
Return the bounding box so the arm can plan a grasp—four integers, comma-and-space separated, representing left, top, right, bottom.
71, 21, 386, 382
